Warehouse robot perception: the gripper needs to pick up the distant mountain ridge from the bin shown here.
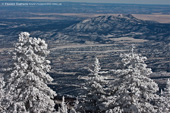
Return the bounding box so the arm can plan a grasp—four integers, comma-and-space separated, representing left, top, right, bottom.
60, 14, 170, 43
65, 14, 153, 34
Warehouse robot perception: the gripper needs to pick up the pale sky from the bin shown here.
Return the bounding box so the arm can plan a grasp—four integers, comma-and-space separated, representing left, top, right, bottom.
0, 0, 170, 5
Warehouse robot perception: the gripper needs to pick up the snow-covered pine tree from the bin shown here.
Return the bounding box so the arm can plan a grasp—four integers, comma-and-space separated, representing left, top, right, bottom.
164, 79, 170, 98
107, 47, 160, 113
80, 57, 108, 112
57, 96, 68, 113
4, 32, 56, 113
69, 97, 78, 113
93, 57, 101, 76
157, 79, 170, 112
0, 76, 5, 112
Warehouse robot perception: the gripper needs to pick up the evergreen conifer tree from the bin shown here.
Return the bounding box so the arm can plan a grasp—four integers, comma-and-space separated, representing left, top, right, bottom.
4, 32, 56, 113
0, 76, 5, 112
158, 79, 170, 112
80, 57, 108, 112
57, 96, 68, 113
164, 79, 170, 97
107, 47, 160, 113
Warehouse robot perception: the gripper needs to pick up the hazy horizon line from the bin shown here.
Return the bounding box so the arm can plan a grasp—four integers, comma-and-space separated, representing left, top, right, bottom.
0, 1, 170, 6
0, 0, 169, 5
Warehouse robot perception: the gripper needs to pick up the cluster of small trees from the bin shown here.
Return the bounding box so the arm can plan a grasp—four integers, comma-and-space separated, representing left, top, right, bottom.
77, 47, 170, 113
0, 32, 170, 113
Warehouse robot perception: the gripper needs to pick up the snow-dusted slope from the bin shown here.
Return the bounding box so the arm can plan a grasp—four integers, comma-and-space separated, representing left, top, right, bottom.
65, 14, 153, 34
58, 14, 169, 43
